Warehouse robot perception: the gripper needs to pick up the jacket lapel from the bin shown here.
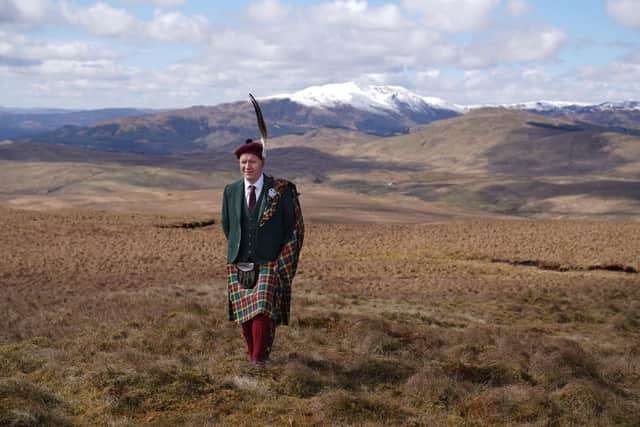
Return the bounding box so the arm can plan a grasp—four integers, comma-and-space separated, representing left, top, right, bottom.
258, 175, 273, 221
233, 180, 243, 223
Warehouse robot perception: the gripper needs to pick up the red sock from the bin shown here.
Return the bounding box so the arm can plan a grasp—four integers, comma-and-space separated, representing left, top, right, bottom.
241, 319, 254, 357
250, 314, 273, 362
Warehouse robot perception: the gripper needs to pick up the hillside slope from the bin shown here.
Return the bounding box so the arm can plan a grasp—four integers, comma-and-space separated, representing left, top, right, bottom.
2, 108, 639, 220
0, 108, 150, 139
356, 108, 640, 178
26, 93, 459, 154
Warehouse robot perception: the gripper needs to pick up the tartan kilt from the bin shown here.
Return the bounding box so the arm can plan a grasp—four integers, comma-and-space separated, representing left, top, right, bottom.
227, 262, 291, 325
226, 179, 302, 326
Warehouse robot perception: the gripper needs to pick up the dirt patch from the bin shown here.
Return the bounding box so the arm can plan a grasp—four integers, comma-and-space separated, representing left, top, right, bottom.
488, 258, 639, 274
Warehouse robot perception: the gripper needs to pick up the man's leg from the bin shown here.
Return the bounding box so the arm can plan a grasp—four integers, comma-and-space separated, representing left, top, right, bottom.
241, 318, 254, 359
250, 314, 273, 362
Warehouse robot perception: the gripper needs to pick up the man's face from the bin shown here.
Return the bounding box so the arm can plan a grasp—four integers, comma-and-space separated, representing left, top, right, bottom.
239, 153, 264, 183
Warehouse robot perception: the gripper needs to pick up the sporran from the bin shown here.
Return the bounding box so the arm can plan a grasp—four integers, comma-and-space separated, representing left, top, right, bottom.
237, 262, 260, 289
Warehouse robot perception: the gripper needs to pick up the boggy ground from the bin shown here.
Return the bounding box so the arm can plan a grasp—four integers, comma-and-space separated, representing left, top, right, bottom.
1, 207, 639, 426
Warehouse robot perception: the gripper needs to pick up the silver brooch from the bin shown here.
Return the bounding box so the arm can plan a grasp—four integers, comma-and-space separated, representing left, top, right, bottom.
268, 188, 277, 199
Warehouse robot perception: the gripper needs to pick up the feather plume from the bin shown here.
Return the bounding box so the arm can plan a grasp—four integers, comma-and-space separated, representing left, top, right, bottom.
249, 93, 268, 156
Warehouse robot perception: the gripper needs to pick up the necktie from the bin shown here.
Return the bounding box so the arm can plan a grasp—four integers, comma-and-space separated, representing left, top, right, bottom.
248, 185, 256, 213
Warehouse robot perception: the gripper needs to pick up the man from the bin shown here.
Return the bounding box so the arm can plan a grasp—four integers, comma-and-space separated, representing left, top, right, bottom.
221, 139, 304, 364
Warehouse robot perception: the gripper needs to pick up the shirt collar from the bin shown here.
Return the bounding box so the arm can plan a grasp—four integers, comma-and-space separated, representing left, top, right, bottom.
244, 174, 264, 193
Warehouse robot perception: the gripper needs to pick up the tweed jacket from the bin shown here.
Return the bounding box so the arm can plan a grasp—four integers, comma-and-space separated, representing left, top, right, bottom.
221, 174, 296, 264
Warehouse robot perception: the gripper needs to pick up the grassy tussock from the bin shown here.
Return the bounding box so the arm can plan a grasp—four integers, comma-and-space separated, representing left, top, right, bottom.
276, 360, 331, 397
321, 390, 410, 425
0, 378, 71, 426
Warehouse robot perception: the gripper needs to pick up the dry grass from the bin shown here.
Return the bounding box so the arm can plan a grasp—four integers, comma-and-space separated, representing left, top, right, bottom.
1, 207, 639, 425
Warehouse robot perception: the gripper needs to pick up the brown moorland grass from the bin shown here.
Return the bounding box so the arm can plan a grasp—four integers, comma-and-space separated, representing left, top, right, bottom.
1, 207, 639, 425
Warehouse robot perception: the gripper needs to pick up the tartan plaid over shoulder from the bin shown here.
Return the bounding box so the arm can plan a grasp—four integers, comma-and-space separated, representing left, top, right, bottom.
227, 179, 304, 325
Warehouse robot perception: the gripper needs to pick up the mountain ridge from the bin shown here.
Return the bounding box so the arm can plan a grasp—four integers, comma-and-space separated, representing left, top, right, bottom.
3, 82, 640, 156
4, 82, 639, 117
3, 104, 639, 221
23, 85, 462, 153
0, 108, 154, 140
269, 81, 462, 112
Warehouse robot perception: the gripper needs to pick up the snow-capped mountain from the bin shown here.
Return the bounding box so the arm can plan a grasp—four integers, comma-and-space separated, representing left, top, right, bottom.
24, 83, 463, 152
271, 82, 463, 113
581, 101, 640, 111
504, 101, 591, 111
495, 100, 640, 131
466, 100, 640, 112
465, 100, 591, 112
13, 82, 640, 154
512, 101, 640, 112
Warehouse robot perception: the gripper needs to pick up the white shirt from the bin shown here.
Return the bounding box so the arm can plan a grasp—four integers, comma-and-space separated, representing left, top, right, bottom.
244, 174, 264, 208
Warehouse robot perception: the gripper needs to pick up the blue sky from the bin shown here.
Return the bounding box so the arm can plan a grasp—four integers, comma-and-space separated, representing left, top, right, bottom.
0, 0, 638, 108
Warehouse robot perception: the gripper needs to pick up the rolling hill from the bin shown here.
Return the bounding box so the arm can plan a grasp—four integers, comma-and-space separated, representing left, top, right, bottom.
24, 83, 461, 154
0, 108, 151, 140
10, 83, 640, 160
353, 108, 640, 177
2, 83, 640, 221
519, 101, 640, 132
267, 108, 640, 219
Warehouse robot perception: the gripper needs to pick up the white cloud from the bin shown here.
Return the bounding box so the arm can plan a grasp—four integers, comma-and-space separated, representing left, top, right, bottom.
153, 0, 186, 5
425, 60, 640, 105
0, 30, 117, 63
606, 0, 640, 29
195, 0, 567, 105
234, 0, 439, 75
38, 59, 135, 80
147, 10, 209, 43
1, 0, 635, 109
417, 69, 441, 80
576, 54, 640, 86
247, 0, 290, 23
156, 63, 237, 92
0, 28, 139, 107
26, 41, 117, 61
111, 0, 186, 5
622, 49, 640, 64
501, 28, 567, 62
406, 68, 458, 97
60, 1, 141, 38
0, 0, 50, 25
0, 48, 144, 107
402, 0, 501, 32
311, 0, 406, 30
507, 0, 530, 17
292, 50, 639, 106
459, 27, 567, 68
60, 1, 212, 44
207, 30, 289, 65
458, 67, 560, 103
